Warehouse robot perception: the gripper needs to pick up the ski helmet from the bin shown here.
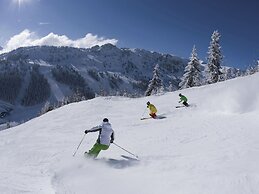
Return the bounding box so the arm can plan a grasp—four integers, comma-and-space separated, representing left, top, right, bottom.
147, 101, 150, 105
103, 118, 109, 122
179, 93, 182, 96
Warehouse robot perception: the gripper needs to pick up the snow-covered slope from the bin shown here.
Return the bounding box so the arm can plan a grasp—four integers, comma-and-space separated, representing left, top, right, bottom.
0, 73, 258, 194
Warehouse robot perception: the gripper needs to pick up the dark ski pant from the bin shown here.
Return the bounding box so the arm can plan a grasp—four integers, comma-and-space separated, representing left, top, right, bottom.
86, 143, 109, 158
183, 101, 189, 107
149, 113, 157, 118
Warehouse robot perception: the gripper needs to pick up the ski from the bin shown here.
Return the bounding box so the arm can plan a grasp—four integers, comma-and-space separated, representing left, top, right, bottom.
176, 104, 196, 108
141, 115, 166, 120
175, 105, 186, 108
156, 115, 166, 119
121, 155, 140, 161
140, 117, 152, 120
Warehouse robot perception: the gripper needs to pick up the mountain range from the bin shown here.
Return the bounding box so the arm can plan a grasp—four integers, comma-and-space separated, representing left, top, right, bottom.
0, 44, 242, 126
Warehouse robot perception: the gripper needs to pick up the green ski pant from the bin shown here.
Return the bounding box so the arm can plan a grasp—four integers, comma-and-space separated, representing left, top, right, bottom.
87, 143, 109, 158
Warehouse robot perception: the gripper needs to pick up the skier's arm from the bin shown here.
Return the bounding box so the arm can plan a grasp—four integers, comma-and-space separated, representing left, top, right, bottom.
110, 131, 115, 143
179, 97, 183, 103
85, 125, 102, 134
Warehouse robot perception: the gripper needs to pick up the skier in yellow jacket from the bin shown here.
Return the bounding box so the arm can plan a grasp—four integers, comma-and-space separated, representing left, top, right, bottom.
147, 101, 157, 118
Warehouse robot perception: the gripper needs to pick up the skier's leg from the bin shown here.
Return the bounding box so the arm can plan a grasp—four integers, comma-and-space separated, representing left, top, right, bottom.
149, 113, 156, 118
183, 101, 189, 107
87, 143, 102, 158
87, 143, 109, 158
99, 144, 109, 151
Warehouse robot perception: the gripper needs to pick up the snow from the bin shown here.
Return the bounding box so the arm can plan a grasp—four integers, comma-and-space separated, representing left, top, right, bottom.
87, 54, 103, 63
0, 73, 259, 194
38, 60, 53, 67
47, 77, 65, 102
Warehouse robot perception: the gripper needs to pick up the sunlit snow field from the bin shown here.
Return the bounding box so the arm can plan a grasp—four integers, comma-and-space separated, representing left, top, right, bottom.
0, 73, 259, 194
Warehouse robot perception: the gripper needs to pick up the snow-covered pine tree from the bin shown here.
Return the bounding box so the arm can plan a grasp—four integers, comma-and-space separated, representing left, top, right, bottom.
179, 45, 202, 89
245, 62, 259, 75
206, 30, 223, 84
145, 64, 164, 96
220, 67, 239, 81
168, 81, 174, 92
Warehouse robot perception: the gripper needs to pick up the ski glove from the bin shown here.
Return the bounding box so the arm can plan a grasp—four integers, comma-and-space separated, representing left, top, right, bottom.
85, 130, 88, 134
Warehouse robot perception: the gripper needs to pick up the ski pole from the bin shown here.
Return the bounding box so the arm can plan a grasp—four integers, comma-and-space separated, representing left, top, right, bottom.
112, 142, 139, 158
73, 133, 86, 157
141, 108, 147, 118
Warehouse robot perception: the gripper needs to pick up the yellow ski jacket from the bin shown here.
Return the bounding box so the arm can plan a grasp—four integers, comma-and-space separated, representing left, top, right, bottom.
147, 104, 157, 114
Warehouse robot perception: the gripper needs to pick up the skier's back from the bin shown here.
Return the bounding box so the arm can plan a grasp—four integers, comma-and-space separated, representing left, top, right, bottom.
147, 101, 157, 118
179, 93, 189, 107
85, 118, 114, 158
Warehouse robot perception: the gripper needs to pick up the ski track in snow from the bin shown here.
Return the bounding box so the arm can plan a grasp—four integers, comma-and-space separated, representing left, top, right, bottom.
39, 61, 65, 102
0, 73, 259, 193
47, 77, 65, 101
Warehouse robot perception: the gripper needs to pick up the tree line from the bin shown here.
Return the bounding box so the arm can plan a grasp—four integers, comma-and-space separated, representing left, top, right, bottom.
0, 68, 22, 103
22, 66, 51, 106
51, 65, 94, 99
145, 30, 258, 96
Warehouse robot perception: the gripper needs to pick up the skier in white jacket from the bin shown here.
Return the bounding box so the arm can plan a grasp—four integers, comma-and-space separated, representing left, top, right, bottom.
85, 118, 114, 158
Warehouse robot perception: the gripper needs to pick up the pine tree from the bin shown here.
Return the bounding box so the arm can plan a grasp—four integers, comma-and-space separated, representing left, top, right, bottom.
179, 45, 202, 89
206, 30, 223, 84
145, 64, 164, 96
168, 81, 174, 92
245, 61, 259, 75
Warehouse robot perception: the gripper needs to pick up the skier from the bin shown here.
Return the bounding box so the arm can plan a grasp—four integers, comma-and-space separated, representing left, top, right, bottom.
84, 118, 114, 158
147, 101, 157, 118
179, 93, 189, 107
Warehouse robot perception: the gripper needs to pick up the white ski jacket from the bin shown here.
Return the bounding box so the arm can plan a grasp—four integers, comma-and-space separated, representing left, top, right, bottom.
88, 122, 114, 146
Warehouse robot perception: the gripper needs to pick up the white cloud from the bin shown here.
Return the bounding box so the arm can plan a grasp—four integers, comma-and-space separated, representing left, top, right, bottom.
1, 29, 118, 53
38, 22, 50, 25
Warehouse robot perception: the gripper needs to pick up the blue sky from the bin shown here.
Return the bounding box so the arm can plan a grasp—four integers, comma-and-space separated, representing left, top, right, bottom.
0, 0, 258, 69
